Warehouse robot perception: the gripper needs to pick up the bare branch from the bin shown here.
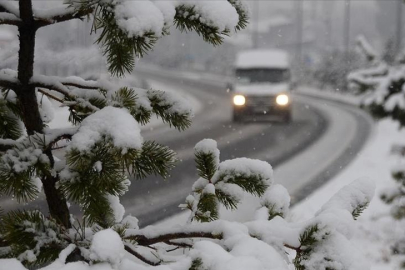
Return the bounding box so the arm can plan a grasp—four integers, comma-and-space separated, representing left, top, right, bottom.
124, 223, 301, 252
38, 88, 64, 103
125, 231, 222, 247
284, 243, 301, 251
31, 75, 99, 93
0, 78, 19, 90
30, 76, 73, 98
124, 245, 160, 266
44, 128, 77, 151
34, 6, 93, 28
165, 240, 193, 249
0, 13, 22, 26
60, 77, 99, 90
30, 80, 100, 112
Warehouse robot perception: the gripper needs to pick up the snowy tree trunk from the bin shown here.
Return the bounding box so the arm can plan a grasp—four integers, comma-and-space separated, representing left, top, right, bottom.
15, 0, 71, 229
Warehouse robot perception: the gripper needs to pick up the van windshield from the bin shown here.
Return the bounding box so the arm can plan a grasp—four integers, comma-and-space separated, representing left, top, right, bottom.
235, 68, 290, 84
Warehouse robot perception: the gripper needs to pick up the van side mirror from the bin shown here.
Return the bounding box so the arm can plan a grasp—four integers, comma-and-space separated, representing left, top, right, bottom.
226, 82, 234, 92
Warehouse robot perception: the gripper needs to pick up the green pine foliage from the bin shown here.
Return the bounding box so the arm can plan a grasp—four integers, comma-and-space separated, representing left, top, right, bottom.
182, 141, 271, 222
195, 150, 218, 181
0, 210, 66, 266
0, 136, 49, 202
174, 5, 230, 46
351, 202, 369, 220
0, 98, 22, 140
147, 90, 192, 131
60, 137, 176, 226
216, 171, 268, 197
266, 204, 285, 220
228, 0, 249, 31
189, 258, 204, 270
293, 224, 332, 270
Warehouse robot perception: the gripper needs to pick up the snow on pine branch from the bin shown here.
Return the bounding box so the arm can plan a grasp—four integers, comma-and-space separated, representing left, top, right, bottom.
355, 35, 379, 63
0, 2, 20, 17
182, 139, 275, 222
176, 0, 240, 32
0, 1, 20, 26
0, 12, 21, 26
68, 106, 143, 153
63, 0, 249, 76
318, 178, 375, 221
0, 135, 51, 202
0, 69, 19, 89
349, 37, 405, 126
21, 72, 194, 130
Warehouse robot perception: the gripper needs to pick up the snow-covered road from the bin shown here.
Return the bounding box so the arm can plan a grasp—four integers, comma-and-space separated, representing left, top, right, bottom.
0, 69, 373, 228
121, 69, 373, 226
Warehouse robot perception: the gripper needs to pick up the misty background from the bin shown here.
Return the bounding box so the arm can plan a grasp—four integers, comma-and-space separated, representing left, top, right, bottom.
0, 0, 402, 89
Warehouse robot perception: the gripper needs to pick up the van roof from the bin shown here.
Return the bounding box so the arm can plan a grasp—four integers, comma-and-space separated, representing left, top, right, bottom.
235, 49, 290, 69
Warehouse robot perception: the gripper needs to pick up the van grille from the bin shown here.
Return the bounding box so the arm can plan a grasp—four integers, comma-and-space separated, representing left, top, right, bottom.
246, 96, 275, 107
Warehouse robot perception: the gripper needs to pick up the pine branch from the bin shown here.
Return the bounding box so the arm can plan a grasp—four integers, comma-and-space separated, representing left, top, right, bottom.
228, 0, 249, 31
217, 172, 269, 197
0, 99, 23, 140
215, 187, 239, 210
128, 141, 177, 179
37, 88, 63, 103
266, 204, 285, 220
195, 151, 218, 181
0, 145, 45, 203
195, 193, 219, 222
90, 2, 159, 76
0, 210, 67, 266
148, 90, 192, 131
351, 202, 369, 220
189, 258, 204, 270
174, 5, 228, 46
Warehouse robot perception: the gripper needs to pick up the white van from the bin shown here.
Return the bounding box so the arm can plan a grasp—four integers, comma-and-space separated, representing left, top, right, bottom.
230, 49, 292, 123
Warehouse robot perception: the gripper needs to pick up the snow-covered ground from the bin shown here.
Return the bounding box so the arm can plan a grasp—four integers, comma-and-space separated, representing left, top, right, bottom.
292, 118, 405, 270
150, 83, 404, 269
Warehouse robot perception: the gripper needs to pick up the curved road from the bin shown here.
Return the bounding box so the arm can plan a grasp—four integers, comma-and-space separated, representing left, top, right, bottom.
0, 71, 373, 227
122, 71, 373, 226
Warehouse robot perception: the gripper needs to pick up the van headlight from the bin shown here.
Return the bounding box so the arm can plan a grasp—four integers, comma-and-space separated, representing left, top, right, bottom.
276, 94, 289, 106
233, 95, 246, 106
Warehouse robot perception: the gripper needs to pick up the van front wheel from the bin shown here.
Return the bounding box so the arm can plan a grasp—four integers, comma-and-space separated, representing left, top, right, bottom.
283, 112, 292, 123
233, 112, 243, 122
